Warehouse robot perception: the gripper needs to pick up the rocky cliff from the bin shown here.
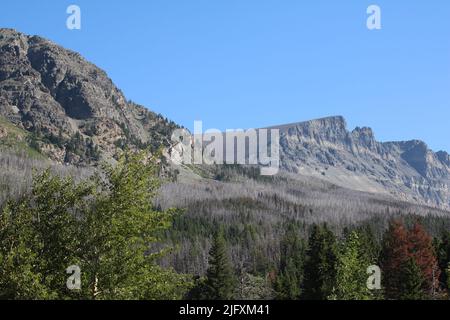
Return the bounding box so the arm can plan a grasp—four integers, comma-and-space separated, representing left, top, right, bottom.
274, 116, 450, 209
0, 28, 177, 165
1, 28, 449, 211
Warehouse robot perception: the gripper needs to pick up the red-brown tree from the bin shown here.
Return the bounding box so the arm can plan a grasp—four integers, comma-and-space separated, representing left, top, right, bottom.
407, 222, 440, 295
381, 219, 440, 299
381, 220, 410, 298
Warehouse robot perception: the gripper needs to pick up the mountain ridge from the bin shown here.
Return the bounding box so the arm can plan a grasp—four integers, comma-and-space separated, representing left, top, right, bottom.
275, 115, 450, 209
0, 28, 178, 165
1, 28, 450, 210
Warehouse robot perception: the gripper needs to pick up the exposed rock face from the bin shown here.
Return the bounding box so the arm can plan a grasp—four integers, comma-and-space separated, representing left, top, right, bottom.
1, 28, 449, 210
0, 28, 177, 164
274, 116, 450, 209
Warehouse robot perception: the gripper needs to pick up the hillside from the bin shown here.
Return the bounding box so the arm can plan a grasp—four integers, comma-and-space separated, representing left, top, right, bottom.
272, 116, 450, 209
1, 29, 450, 278
0, 28, 178, 165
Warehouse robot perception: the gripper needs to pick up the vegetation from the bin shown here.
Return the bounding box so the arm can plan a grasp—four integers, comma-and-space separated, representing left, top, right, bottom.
302, 224, 337, 300
197, 228, 237, 300
1, 151, 450, 300
0, 151, 191, 299
331, 231, 373, 300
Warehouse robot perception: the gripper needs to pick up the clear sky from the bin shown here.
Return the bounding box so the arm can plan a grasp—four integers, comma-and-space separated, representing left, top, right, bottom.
2, 0, 450, 151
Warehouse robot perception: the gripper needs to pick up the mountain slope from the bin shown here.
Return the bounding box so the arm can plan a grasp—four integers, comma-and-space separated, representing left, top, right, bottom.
274, 116, 450, 209
0, 28, 177, 165
1, 28, 450, 211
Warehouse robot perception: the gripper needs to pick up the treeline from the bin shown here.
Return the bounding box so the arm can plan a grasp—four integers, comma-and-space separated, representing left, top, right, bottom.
187, 220, 450, 300
158, 165, 450, 281
1, 153, 450, 300
0, 151, 93, 205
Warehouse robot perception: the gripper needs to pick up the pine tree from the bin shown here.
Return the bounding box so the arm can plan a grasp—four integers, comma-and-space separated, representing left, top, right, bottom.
204, 228, 236, 300
436, 232, 450, 291
303, 223, 337, 300
381, 219, 440, 299
398, 258, 425, 300
332, 231, 373, 300
274, 226, 305, 300
407, 222, 440, 296
356, 224, 380, 264
380, 219, 410, 299
236, 273, 274, 300
447, 263, 450, 293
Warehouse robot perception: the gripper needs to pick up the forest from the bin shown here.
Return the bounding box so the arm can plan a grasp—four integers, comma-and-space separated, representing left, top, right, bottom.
1, 151, 450, 300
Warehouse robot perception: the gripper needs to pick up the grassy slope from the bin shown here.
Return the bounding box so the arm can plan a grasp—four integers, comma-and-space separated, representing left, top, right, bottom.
0, 116, 46, 159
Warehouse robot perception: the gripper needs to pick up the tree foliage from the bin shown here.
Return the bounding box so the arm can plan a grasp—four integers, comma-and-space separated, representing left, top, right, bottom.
381, 219, 440, 300
302, 223, 337, 300
331, 231, 373, 300
0, 151, 191, 300
202, 228, 237, 300
274, 225, 305, 300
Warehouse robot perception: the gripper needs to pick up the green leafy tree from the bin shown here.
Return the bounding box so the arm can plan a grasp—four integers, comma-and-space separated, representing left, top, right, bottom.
236, 273, 274, 300
331, 231, 373, 300
77, 151, 191, 299
203, 228, 237, 300
303, 223, 337, 300
0, 150, 191, 300
0, 202, 51, 299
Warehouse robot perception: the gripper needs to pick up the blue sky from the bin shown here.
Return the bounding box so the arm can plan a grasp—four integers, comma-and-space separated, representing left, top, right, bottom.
2, 0, 450, 151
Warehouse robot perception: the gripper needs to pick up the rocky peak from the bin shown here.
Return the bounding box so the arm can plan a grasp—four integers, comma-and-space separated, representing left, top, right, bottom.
276, 116, 450, 209
273, 116, 350, 148
351, 126, 377, 151
0, 29, 177, 165
437, 151, 450, 166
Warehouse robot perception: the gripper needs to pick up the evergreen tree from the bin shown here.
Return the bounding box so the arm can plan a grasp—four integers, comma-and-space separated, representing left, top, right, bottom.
447, 263, 450, 293
203, 228, 236, 300
331, 231, 373, 300
303, 223, 337, 300
380, 219, 410, 299
381, 219, 440, 299
274, 226, 305, 300
397, 258, 425, 300
436, 232, 450, 291
356, 224, 380, 264
407, 222, 440, 296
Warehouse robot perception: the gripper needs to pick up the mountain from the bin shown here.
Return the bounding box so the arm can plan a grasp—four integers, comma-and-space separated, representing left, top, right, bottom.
1, 28, 450, 213
0, 28, 177, 165
2, 29, 450, 276
274, 116, 450, 209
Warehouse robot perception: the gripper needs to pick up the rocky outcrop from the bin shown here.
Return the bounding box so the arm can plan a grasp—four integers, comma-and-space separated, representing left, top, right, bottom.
1, 28, 449, 210
0, 28, 177, 165
274, 116, 450, 209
